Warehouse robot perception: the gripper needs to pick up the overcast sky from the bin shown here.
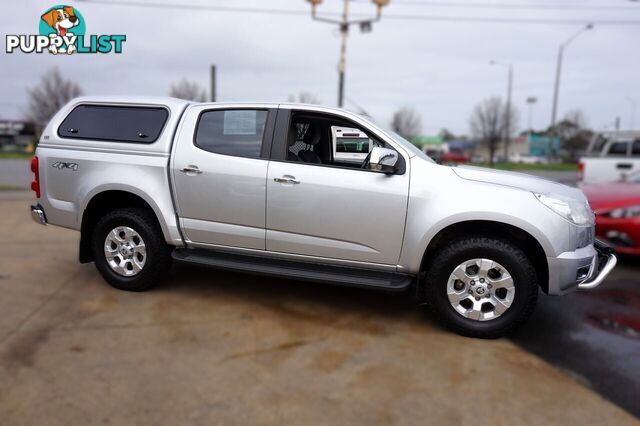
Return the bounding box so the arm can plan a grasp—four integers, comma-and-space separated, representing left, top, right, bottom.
2, 0, 639, 135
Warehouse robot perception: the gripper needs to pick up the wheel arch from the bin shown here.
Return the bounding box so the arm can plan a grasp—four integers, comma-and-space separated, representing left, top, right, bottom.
79, 189, 168, 263
418, 220, 550, 295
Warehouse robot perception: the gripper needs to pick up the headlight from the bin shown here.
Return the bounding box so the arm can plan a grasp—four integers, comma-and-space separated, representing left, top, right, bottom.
533, 192, 594, 226
602, 205, 640, 219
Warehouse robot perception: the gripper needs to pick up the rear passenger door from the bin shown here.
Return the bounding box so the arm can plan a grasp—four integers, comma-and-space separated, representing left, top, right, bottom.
171, 105, 277, 250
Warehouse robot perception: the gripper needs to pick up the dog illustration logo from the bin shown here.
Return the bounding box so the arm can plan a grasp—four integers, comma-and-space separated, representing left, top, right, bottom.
41, 7, 79, 38
39, 5, 84, 54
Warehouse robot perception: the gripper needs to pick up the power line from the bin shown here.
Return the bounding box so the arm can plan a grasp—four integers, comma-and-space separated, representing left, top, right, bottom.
80, 0, 640, 25
354, 0, 640, 11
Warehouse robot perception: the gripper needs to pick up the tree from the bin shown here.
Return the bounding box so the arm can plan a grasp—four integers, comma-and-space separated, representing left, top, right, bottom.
288, 91, 321, 105
169, 78, 207, 102
391, 107, 422, 140
438, 128, 456, 141
469, 97, 519, 164
26, 67, 83, 129
470, 97, 502, 165
548, 109, 592, 161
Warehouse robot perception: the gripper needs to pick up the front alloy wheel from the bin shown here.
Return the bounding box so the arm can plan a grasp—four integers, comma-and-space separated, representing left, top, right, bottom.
447, 258, 515, 321
424, 237, 538, 338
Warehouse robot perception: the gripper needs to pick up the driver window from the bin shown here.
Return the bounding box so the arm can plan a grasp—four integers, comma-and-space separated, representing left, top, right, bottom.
285, 112, 395, 171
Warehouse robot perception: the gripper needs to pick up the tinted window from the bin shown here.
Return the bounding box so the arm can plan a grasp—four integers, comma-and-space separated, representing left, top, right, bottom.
632, 140, 640, 156
608, 141, 628, 155
195, 110, 267, 159
59, 105, 168, 143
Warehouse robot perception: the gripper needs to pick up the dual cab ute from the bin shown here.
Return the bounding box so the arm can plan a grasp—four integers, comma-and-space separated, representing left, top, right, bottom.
579, 132, 640, 184
30, 97, 617, 338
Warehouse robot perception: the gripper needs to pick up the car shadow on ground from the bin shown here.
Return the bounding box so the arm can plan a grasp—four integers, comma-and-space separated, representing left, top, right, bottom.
161, 262, 433, 331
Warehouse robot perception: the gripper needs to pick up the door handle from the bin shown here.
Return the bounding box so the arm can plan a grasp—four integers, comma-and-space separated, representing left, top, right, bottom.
616, 163, 633, 170
274, 176, 300, 184
180, 165, 203, 175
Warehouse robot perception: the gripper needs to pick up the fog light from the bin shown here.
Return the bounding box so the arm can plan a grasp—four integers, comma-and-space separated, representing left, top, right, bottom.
576, 265, 590, 281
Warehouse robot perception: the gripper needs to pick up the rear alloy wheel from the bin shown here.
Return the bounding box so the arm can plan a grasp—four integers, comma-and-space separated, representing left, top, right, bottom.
92, 208, 172, 291
424, 237, 538, 338
104, 226, 147, 277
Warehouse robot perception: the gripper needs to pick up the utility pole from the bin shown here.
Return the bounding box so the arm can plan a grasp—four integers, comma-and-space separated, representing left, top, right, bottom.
210, 65, 216, 102
550, 23, 593, 127
490, 60, 513, 161
306, 0, 390, 108
337, 0, 348, 108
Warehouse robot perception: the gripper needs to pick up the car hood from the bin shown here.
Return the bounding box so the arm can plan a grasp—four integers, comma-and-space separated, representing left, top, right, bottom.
581, 182, 640, 211
452, 165, 586, 201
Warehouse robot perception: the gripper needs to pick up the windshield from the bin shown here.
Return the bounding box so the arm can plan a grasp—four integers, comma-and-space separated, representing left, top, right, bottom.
374, 125, 434, 163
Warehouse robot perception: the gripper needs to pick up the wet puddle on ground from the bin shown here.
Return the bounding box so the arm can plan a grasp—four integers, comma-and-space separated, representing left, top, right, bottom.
588, 314, 640, 339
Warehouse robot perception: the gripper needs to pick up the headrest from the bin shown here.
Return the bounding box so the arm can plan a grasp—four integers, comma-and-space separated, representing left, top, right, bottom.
287, 124, 297, 147
303, 124, 321, 146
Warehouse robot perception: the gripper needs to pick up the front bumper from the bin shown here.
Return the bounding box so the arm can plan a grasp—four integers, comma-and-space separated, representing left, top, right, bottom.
577, 240, 617, 290
30, 203, 47, 225
547, 239, 617, 295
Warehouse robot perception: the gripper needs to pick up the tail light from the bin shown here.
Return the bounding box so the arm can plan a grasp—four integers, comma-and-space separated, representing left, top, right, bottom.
30, 156, 40, 198
578, 161, 584, 182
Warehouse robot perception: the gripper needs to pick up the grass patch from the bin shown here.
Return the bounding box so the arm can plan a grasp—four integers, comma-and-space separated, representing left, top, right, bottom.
0, 185, 27, 191
0, 152, 33, 160
468, 162, 578, 172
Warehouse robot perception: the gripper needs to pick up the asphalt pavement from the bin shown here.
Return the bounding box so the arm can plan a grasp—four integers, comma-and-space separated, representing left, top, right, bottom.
0, 193, 637, 425
514, 257, 640, 418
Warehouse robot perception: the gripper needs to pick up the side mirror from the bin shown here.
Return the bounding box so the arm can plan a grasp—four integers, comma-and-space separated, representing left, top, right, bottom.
369, 147, 398, 174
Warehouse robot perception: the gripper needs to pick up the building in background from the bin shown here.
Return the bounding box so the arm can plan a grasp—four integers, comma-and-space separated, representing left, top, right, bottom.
0, 121, 36, 153
528, 134, 561, 158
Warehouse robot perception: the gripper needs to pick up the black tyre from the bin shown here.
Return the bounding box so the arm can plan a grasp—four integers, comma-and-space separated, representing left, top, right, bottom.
424, 237, 538, 339
92, 208, 172, 291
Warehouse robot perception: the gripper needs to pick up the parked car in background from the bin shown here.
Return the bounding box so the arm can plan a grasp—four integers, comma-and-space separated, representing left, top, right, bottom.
440, 149, 469, 164
582, 171, 640, 256
579, 138, 640, 184
508, 153, 548, 165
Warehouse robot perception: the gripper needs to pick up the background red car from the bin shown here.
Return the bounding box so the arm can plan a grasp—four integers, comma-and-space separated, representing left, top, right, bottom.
440, 150, 469, 164
582, 173, 640, 256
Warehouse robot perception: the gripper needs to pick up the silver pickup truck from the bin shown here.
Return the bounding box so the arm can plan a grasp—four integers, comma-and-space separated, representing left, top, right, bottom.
30, 96, 616, 338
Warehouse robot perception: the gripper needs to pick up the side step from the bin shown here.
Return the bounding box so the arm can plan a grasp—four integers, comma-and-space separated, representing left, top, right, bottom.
172, 248, 414, 291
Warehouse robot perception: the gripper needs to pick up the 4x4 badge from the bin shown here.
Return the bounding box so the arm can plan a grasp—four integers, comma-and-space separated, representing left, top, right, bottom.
52, 161, 78, 171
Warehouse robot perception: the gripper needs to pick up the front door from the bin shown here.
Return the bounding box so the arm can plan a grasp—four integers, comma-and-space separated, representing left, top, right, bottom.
172, 105, 276, 250
266, 109, 410, 265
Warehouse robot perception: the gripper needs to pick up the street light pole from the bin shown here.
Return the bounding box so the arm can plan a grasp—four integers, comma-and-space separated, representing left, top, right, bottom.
490, 60, 513, 161
306, 0, 389, 108
505, 65, 513, 160
526, 96, 538, 136
627, 97, 637, 130
550, 23, 594, 127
